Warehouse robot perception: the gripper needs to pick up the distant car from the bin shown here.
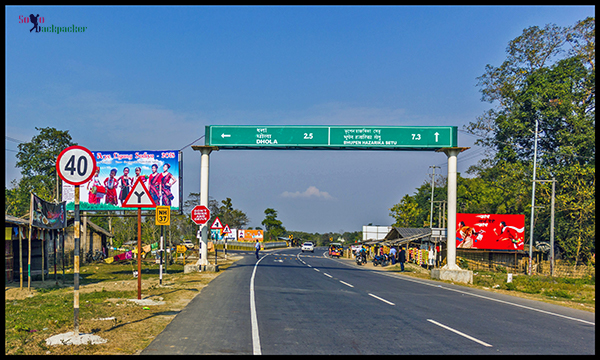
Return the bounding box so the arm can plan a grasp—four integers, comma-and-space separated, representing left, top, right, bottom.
301, 242, 314, 253
182, 239, 194, 249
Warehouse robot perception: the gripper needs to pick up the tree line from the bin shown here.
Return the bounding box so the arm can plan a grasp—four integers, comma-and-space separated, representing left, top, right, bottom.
390, 17, 595, 265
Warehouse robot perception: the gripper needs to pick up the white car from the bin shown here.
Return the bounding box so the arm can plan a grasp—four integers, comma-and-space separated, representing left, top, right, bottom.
182, 239, 195, 249
301, 242, 314, 253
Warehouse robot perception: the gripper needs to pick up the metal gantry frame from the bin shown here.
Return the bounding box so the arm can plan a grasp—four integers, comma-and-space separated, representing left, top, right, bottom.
193, 140, 470, 271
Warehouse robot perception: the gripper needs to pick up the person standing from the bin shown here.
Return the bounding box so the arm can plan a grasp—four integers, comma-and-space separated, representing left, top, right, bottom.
118, 167, 132, 206
254, 240, 261, 260
390, 246, 397, 265
398, 246, 406, 272
104, 168, 119, 206
160, 163, 177, 206
86, 167, 103, 204
148, 164, 162, 204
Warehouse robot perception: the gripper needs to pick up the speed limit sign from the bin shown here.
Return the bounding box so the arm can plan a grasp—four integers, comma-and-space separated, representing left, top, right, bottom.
56, 145, 97, 186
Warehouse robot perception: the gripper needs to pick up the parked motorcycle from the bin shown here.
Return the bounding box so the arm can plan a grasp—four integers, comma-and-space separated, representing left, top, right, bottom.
355, 252, 367, 265
372, 254, 389, 267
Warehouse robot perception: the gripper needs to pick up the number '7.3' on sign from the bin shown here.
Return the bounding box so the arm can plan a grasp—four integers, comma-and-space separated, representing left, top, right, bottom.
56, 145, 97, 186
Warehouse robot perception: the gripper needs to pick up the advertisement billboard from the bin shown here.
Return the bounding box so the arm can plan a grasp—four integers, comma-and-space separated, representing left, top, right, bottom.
238, 230, 263, 242
456, 213, 525, 250
62, 150, 181, 211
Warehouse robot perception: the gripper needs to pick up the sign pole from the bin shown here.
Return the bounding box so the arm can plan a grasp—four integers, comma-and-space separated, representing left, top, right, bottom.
55, 145, 97, 335
27, 192, 33, 292
137, 207, 142, 300
191, 145, 218, 269
159, 225, 163, 285
74, 185, 81, 335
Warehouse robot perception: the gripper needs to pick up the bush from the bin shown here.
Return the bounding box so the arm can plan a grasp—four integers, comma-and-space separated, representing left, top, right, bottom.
504, 282, 517, 291
542, 289, 573, 299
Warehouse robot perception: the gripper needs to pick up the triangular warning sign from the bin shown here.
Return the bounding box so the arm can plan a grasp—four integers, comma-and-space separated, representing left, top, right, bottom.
122, 177, 157, 208
210, 216, 223, 229
222, 224, 231, 234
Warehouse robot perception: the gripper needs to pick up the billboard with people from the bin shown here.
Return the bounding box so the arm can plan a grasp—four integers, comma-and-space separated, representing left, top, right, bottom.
238, 230, 263, 242
62, 150, 181, 211
456, 213, 525, 250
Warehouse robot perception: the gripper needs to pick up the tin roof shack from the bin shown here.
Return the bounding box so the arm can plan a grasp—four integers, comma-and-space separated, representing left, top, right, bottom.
5, 215, 54, 284
5, 215, 113, 285
380, 227, 436, 247
63, 217, 113, 261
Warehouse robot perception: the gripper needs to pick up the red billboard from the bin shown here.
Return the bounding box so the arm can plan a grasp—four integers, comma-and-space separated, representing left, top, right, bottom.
456, 213, 525, 250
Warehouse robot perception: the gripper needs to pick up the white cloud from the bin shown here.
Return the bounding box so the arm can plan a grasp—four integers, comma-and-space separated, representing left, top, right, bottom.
281, 186, 334, 200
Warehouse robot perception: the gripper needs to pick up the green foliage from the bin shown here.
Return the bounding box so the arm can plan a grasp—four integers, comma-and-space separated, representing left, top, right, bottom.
5, 127, 76, 217
213, 197, 250, 229
262, 208, 285, 241
389, 17, 595, 264
389, 194, 421, 227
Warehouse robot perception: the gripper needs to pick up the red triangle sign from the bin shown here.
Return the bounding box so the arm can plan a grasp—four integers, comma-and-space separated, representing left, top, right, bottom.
122, 177, 157, 208
223, 224, 231, 234
210, 216, 223, 229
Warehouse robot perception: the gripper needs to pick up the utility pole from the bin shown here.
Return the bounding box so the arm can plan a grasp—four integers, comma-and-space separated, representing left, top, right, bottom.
429, 165, 441, 228
528, 119, 539, 276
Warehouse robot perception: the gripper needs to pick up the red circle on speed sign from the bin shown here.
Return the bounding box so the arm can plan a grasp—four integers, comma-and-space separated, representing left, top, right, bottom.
56, 145, 97, 186
191, 205, 210, 225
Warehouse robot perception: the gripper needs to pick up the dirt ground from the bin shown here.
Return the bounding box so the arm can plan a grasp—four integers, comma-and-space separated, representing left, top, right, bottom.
5, 255, 243, 355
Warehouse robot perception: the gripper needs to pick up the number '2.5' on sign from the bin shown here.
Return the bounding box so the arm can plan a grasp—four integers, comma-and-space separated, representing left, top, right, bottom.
56, 146, 97, 186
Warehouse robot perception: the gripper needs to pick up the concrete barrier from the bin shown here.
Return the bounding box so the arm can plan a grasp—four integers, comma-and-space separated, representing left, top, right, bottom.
430, 268, 473, 284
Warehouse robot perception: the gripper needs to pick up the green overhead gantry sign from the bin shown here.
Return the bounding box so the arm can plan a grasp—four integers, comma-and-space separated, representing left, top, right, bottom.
205, 125, 457, 150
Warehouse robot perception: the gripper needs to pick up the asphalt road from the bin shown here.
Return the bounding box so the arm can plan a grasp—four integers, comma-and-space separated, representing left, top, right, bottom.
141, 247, 595, 355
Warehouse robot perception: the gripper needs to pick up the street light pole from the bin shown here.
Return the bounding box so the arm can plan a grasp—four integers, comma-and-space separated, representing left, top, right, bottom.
528, 118, 539, 276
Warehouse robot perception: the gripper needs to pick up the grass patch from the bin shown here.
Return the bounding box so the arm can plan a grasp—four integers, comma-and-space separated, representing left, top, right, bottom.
472, 270, 595, 307
5, 253, 237, 355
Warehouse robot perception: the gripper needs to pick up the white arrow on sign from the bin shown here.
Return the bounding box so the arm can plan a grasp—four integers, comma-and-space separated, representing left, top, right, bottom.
221, 133, 231, 138
434, 132, 439, 142
122, 177, 157, 208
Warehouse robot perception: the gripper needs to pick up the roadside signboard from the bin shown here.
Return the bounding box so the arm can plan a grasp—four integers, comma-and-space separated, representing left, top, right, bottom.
155, 206, 170, 225
206, 125, 457, 150
238, 229, 263, 242
121, 177, 157, 208
210, 216, 223, 229
456, 213, 525, 250
222, 224, 232, 234
61, 150, 181, 211
56, 145, 97, 185
191, 205, 210, 225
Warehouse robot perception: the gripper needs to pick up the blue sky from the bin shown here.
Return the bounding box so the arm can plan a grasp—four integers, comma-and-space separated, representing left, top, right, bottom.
5, 5, 595, 233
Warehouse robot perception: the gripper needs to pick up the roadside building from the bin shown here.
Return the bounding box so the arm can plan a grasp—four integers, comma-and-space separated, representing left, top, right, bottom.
4, 214, 112, 285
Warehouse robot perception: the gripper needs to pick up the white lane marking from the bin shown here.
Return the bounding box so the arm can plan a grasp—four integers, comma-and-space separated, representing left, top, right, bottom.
324, 273, 333, 278
368, 293, 395, 306
427, 319, 493, 347
250, 255, 266, 355
314, 268, 320, 272
340, 281, 354, 288
360, 267, 597, 326
307, 264, 312, 268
